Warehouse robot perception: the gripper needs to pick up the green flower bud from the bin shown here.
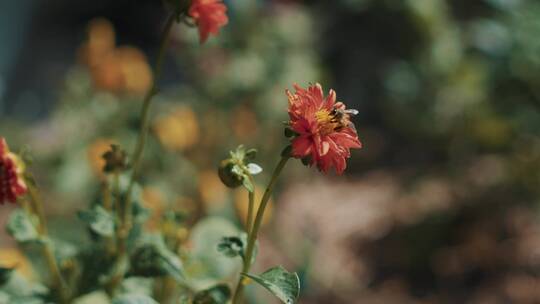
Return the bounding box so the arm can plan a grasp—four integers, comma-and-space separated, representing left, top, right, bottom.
218, 159, 243, 188
217, 145, 263, 190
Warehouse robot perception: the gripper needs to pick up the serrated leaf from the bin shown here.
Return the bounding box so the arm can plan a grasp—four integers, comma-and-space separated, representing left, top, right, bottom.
78, 205, 114, 237
6, 210, 39, 242
112, 294, 158, 304
193, 284, 231, 304
246, 163, 262, 175
130, 235, 185, 283
243, 266, 300, 304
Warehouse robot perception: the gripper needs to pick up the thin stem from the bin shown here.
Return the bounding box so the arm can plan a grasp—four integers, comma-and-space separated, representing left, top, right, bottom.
103, 175, 119, 256
246, 176, 255, 236
27, 184, 47, 235
108, 13, 176, 294
232, 156, 290, 304
26, 182, 69, 303
246, 190, 254, 236
123, 13, 176, 213
102, 181, 112, 211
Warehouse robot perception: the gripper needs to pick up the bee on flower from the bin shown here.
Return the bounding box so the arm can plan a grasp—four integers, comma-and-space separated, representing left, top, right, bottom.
0, 138, 27, 204
285, 83, 362, 174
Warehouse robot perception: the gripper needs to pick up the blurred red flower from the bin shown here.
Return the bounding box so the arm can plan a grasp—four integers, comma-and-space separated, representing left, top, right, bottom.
0, 138, 27, 204
287, 83, 362, 174
189, 0, 228, 44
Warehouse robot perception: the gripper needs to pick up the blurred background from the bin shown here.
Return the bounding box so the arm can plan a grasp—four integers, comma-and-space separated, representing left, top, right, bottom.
2, 0, 540, 303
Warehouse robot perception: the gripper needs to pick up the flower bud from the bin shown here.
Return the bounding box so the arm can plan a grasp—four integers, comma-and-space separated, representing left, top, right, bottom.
102, 144, 128, 173
217, 145, 262, 191
218, 159, 243, 188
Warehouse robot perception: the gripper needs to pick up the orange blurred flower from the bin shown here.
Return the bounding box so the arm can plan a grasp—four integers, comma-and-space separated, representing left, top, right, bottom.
79, 18, 115, 68
198, 170, 228, 210
142, 186, 166, 231
79, 18, 152, 95
87, 138, 115, 178
153, 106, 200, 152
0, 248, 34, 280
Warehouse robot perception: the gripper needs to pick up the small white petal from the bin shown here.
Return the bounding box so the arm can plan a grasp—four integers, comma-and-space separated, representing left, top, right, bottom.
247, 163, 263, 175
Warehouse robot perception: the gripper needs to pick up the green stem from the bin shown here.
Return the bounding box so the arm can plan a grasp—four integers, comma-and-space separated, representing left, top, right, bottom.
246, 177, 255, 236
232, 156, 290, 304
122, 13, 175, 234
108, 13, 176, 294
102, 181, 112, 211
26, 182, 69, 304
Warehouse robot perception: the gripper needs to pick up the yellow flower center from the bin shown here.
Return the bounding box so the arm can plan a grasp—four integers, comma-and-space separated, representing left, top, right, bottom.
315, 109, 339, 135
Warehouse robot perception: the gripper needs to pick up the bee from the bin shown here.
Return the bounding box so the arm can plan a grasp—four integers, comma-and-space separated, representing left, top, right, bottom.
329, 103, 359, 132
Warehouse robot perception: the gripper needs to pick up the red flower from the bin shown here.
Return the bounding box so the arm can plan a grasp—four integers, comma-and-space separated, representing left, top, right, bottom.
189, 0, 228, 44
287, 83, 362, 174
0, 138, 27, 204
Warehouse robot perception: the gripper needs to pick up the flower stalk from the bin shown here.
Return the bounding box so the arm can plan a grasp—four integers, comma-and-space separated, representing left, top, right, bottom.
108, 12, 176, 293
26, 180, 69, 304
232, 155, 290, 304
246, 187, 255, 236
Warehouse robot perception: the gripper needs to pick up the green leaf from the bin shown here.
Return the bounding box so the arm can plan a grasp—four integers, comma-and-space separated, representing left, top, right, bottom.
78, 205, 115, 237
127, 200, 151, 250
193, 284, 231, 304
244, 149, 257, 161
119, 277, 154, 298
189, 217, 241, 279
217, 236, 244, 259
130, 235, 185, 283
243, 266, 300, 304
72, 291, 111, 304
216, 233, 257, 265
0, 267, 14, 286
0, 271, 48, 299
241, 176, 254, 193
178, 295, 190, 304
5, 297, 44, 304
112, 294, 158, 304
6, 210, 39, 242
132, 200, 151, 223
284, 127, 296, 138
